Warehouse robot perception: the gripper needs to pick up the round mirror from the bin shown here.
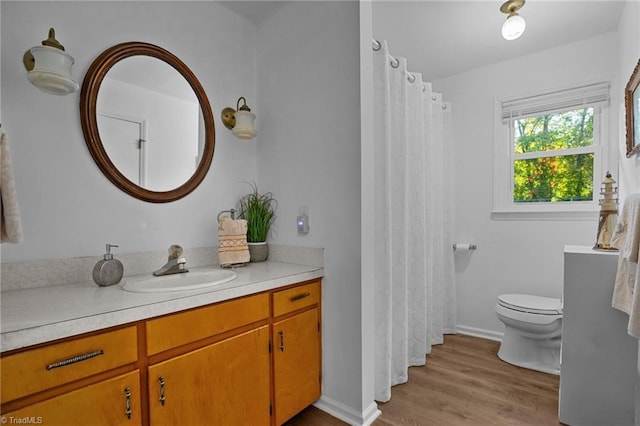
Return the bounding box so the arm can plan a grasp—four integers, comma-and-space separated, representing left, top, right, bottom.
80, 42, 215, 203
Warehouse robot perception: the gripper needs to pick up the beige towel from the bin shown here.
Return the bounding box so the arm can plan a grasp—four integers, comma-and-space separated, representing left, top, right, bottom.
1, 130, 23, 244
218, 217, 250, 267
611, 193, 640, 338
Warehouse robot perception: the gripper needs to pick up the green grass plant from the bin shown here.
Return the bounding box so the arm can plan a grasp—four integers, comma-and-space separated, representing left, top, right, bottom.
238, 183, 277, 243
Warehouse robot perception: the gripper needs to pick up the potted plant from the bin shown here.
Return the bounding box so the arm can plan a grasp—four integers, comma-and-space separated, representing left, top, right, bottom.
238, 183, 277, 262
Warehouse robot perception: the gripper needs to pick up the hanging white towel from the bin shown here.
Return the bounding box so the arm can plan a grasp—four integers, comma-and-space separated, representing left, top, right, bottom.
0, 130, 24, 244
217, 217, 250, 267
611, 193, 640, 338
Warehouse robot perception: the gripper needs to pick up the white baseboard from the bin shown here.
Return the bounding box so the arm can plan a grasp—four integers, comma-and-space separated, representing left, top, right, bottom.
456, 325, 503, 342
314, 396, 381, 426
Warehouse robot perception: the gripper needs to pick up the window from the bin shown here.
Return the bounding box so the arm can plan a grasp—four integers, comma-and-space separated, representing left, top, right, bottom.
513, 108, 594, 203
493, 82, 610, 218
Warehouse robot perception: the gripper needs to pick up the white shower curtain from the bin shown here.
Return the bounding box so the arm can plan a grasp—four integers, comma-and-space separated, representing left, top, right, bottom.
373, 40, 456, 402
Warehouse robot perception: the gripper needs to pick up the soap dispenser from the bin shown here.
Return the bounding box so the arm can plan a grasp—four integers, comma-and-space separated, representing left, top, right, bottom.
93, 244, 124, 287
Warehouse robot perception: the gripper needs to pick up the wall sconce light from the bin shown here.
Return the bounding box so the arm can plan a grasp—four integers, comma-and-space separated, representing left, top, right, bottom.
500, 0, 526, 41
23, 28, 79, 95
221, 97, 256, 140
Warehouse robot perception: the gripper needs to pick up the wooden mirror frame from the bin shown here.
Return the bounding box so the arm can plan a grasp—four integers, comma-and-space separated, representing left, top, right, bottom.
80, 42, 215, 202
625, 58, 640, 158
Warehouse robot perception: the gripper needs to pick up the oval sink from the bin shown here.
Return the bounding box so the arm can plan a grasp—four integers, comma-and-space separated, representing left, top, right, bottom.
122, 268, 237, 293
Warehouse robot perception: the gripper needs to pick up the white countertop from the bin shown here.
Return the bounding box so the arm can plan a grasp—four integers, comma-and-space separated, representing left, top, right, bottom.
564, 245, 620, 256
1, 261, 323, 352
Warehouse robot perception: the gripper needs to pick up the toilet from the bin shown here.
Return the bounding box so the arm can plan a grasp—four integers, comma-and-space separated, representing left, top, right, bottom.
495, 293, 563, 375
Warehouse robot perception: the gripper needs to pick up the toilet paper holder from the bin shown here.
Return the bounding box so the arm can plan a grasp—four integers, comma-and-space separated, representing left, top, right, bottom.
453, 243, 477, 251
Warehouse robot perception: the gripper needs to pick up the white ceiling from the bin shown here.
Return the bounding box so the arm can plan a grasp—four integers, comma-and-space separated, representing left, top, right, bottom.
222, 0, 625, 81
219, 1, 287, 25
372, 1, 625, 80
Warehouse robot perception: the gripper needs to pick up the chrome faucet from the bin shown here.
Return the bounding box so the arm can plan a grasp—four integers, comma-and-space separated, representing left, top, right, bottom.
153, 244, 189, 276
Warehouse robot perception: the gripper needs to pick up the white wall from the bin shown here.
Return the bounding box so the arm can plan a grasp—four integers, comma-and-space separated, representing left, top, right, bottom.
358, 0, 379, 421
0, 1, 258, 262
0, 3, 3, 122
617, 0, 640, 198
256, 1, 373, 422
615, 2, 640, 423
433, 33, 618, 336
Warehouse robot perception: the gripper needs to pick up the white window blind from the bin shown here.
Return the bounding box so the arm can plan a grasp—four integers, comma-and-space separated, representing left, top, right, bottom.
501, 82, 610, 122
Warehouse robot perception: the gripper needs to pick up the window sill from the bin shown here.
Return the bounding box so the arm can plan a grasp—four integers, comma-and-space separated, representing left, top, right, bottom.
491, 209, 599, 221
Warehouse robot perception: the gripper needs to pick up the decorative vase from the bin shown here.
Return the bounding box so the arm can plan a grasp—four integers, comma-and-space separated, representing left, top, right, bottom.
248, 242, 268, 262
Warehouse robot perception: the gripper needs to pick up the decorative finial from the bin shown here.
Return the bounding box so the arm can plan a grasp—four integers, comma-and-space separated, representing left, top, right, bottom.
41, 28, 65, 51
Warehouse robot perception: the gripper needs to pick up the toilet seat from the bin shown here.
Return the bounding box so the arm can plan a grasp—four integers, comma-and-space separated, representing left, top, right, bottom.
498, 294, 562, 315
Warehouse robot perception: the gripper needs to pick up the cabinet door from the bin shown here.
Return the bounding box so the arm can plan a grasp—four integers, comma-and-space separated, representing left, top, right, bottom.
2, 370, 141, 425
273, 308, 321, 425
148, 325, 271, 426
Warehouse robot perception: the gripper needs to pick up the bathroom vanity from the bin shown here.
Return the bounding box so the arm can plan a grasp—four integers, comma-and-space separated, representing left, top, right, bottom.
0, 261, 322, 425
560, 246, 638, 425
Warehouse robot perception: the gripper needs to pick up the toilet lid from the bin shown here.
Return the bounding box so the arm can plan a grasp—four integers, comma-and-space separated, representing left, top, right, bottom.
498, 294, 562, 315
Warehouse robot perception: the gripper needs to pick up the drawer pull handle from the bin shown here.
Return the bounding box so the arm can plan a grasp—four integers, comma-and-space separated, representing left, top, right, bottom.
290, 292, 311, 302
124, 387, 132, 419
159, 376, 166, 406
279, 331, 285, 352
45, 349, 104, 370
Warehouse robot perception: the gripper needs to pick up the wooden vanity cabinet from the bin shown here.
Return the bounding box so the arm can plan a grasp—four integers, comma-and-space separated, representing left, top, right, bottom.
144, 281, 322, 426
148, 326, 271, 425
3, 371, 142, 425
0, 326, 141, 425
1, 279, 322, 426
145, 293, 272, 426
272, 281, 322, 425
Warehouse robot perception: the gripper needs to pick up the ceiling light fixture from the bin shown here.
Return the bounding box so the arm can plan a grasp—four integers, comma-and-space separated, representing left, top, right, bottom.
500, 0, 526, 41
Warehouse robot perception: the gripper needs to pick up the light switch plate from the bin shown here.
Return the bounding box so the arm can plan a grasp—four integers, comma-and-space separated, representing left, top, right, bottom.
297, 214, 309, 234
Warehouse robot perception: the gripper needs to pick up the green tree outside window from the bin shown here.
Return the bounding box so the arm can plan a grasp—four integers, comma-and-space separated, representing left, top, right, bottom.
512, 108, 594, 203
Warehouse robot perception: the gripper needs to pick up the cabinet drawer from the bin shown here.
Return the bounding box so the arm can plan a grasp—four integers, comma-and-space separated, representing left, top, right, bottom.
1, 326, 138, 403
273, 280, 321, 317
146, 292, 269, 355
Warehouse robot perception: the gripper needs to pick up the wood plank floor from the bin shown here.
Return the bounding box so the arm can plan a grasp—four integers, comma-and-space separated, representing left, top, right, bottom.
285, 334, 561, 426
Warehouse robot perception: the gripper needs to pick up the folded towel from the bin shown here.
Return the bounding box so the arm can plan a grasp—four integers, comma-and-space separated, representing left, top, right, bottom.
1, 130, 23, 244
217, 217, 250, 267
611, 193, 640, 338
